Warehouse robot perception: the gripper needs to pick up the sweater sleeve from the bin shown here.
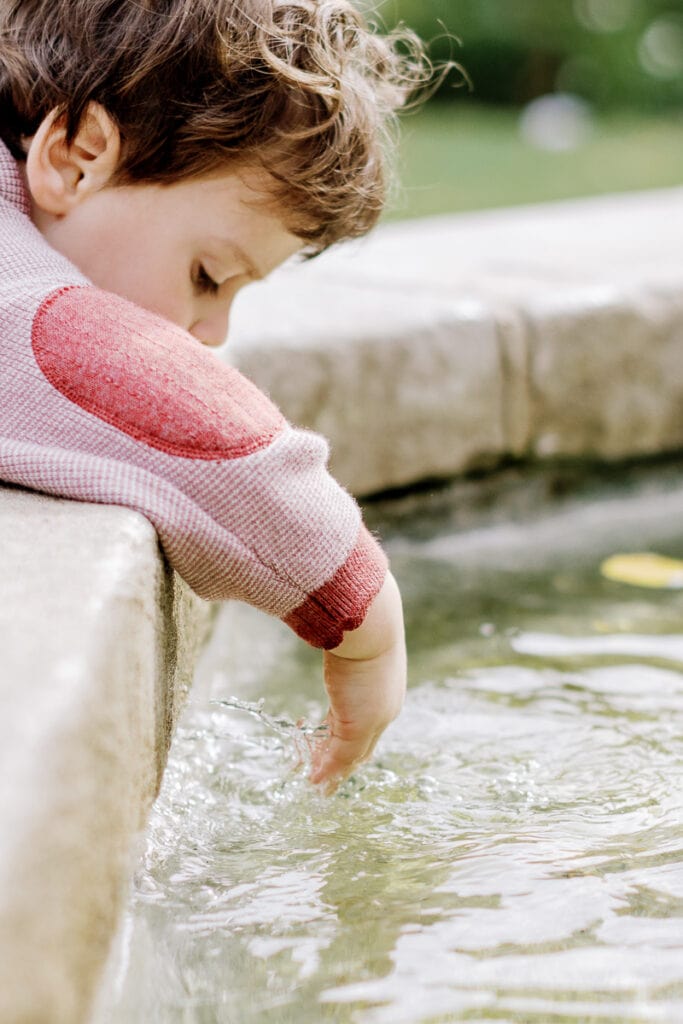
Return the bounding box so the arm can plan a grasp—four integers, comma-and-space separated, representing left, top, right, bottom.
0, 283, 387, 649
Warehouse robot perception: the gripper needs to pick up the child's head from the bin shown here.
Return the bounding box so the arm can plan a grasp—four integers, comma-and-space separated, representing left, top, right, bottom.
0, 1, 425, 343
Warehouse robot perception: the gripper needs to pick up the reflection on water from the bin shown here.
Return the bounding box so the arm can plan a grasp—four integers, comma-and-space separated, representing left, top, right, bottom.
95, 472, 683, 1024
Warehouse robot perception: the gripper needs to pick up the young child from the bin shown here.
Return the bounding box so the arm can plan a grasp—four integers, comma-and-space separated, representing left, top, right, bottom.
0, 0, 422, 789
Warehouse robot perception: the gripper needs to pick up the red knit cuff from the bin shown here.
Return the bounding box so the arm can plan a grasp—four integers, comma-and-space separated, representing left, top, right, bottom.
283, 525, 388, 649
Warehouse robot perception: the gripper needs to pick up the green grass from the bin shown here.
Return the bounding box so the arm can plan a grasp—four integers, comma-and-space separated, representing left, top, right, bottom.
387, 103, 683, 220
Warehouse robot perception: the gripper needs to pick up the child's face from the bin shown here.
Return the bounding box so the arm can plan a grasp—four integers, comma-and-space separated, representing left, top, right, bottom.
32, 166, 302, 347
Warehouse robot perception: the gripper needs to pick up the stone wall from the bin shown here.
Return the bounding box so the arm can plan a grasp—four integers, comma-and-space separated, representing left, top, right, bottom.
0, 488, 212, 1024
230, 187, 683, 495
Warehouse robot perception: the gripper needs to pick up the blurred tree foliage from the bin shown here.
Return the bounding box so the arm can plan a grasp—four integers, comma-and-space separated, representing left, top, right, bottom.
374, 0, 683, 109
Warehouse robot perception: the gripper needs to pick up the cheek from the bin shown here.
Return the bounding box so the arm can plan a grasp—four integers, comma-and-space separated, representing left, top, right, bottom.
68, 196, 194, 329
87, 235, 192, 329
124, 263, 191, 328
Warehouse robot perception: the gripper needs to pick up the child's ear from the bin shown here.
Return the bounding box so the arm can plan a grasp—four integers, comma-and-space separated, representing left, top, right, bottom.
25, 103, 120, 216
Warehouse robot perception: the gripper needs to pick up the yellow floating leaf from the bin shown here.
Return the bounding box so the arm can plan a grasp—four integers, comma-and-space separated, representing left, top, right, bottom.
600, 552, 683, 589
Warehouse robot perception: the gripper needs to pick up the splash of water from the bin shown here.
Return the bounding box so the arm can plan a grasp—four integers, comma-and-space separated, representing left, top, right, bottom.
94, 480, 683, 1024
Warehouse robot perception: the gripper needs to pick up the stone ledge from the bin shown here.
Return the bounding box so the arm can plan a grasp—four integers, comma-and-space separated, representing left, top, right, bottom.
0, 485, 212, 1024
229, 187, 683, 495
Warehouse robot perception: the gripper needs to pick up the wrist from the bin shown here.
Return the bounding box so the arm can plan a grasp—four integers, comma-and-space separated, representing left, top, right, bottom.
328, 571, 404, 662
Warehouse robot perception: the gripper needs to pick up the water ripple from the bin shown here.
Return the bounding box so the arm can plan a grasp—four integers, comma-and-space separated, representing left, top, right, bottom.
95, 550, 683, 1024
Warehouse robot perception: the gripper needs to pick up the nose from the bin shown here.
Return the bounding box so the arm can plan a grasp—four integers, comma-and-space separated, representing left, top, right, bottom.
190, 305, 231, 348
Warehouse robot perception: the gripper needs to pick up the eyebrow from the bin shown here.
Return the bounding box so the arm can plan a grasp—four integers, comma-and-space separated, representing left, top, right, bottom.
214, 238, 262, 282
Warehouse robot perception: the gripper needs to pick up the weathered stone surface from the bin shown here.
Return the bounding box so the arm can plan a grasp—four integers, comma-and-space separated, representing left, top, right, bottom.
524, 284, 683, 460
229, 188, 683, 494
0, 486, 211, 1024
299, 188, 683, 296
230, 277, 504, 494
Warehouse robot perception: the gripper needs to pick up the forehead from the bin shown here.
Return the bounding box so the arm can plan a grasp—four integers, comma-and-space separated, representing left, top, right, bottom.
176, 165, 304, 275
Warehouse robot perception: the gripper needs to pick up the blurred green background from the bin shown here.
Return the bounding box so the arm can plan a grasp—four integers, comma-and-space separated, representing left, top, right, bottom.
375, 0, 683, 219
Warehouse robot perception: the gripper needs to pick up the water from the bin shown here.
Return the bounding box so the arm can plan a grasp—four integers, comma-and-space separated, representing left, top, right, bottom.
95, 465, 683, 1024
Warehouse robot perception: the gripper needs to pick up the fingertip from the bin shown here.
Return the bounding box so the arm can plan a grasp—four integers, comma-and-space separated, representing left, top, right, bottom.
309, 761, 344, 794
308, 761, 327, 787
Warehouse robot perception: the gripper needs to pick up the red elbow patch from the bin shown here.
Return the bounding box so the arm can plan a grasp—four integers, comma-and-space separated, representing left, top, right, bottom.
32, 286, 285, 460
284, 527, 388, 649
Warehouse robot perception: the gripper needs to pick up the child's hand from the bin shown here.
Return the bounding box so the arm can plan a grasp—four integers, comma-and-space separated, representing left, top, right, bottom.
309, 572, 406, 792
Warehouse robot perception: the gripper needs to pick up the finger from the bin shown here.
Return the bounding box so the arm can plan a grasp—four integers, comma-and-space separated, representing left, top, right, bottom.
308, 729, 381, 787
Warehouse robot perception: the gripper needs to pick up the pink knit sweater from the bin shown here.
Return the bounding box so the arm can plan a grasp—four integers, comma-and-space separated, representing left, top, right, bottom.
0, 140, 387, 648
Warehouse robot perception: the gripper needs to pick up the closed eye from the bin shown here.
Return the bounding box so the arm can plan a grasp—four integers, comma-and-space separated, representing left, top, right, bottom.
193, 263, 220, 295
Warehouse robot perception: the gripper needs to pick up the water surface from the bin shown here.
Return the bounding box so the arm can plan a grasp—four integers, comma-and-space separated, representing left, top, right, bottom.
96, 466, 683, 1023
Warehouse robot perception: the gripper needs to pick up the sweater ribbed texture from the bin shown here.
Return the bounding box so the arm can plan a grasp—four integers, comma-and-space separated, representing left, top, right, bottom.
0, 141, 387, 648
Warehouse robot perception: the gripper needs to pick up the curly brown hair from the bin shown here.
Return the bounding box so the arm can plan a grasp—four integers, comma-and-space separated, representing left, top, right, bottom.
0, 0, 429, 252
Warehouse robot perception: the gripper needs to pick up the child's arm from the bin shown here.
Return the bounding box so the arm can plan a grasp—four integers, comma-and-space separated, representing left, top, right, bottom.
310, 570, 406, 789
8, 283, 387, 644
1, 272, 400, 738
